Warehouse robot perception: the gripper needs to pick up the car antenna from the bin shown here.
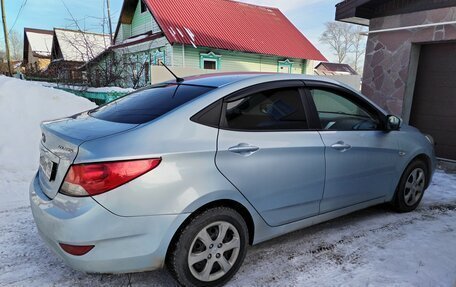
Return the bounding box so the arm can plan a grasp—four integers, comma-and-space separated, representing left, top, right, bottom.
161, 62, 185, 83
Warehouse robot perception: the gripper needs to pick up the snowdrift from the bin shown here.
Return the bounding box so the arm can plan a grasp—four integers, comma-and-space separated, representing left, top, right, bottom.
0, 76, 96, 209
0, 76, 96, 171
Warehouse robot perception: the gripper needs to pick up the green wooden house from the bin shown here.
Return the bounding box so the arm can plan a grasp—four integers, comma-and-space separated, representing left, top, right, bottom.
89, 0, 326, 87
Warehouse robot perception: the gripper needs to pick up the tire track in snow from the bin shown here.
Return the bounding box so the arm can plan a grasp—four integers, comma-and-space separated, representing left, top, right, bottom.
0, 200, 455, 286
230, 202, 456, 286
0, 206, 30, 215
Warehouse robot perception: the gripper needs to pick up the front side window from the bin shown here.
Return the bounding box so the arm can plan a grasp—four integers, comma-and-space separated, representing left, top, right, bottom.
310, 89, 379, 131
223, 88, 308, 131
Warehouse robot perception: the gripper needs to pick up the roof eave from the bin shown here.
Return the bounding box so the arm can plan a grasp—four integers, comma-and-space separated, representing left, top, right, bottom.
173, 42, 327, 62
335, 0, 456, 25
24, 27, 54, 35
335, 0, 372, 26
112, 32, 165, 49
31, 52, 52, 59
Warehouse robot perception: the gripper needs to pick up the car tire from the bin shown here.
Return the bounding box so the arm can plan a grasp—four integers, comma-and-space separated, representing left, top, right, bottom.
167, 207, 249, 287
393, 160, 428, 213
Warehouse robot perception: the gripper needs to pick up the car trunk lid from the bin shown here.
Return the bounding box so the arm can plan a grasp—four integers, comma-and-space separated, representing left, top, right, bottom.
38, 112, 138, 199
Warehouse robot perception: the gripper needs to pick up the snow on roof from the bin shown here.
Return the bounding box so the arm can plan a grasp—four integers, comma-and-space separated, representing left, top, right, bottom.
120, 34, 149, 44
25, 30, 53, 58
315, 62, 358, 75
54, 29, 111, 63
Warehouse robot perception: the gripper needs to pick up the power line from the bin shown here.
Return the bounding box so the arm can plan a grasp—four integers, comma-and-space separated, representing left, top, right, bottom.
60, 0, 81, 31
9, 0, 27, 33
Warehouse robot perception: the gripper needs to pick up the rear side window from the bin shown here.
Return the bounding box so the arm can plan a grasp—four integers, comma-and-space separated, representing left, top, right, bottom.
90, 84, 214, 124
222, 88, 308, 131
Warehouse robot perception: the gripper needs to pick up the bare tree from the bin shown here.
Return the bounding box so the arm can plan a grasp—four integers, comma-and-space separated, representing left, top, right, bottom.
320, 22, 367, 72
122, 50, 153, 89
52, 2, 112, 86
9, 30, 23, 60
88, 45, 156, 88
87, 52, 125, 87
57, 0, 154, 89
320, 22, 354, 64
350, 25, 367, 73
49, 29, 109, 86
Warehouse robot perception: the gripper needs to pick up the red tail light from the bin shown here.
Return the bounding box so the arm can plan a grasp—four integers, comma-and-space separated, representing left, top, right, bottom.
61, 158, 161, 197
59, 243, 94, 256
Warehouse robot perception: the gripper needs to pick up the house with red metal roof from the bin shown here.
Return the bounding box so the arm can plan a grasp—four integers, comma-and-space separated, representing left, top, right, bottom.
89, 0, 326, 87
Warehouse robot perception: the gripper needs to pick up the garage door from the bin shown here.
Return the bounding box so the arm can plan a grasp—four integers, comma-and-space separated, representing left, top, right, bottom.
410, 42, 456, 160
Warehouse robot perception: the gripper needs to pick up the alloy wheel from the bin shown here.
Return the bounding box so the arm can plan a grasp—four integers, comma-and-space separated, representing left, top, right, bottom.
187, 221, 241, 282
404, 167, 425, 206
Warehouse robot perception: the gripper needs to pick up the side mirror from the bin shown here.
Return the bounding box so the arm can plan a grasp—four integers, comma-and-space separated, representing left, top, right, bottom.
386, 115, 401, 131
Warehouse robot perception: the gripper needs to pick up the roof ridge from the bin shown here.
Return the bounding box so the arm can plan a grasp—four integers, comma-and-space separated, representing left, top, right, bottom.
54, 27, 110, 37
24, 27, 54, 35
221, 0, 280, 11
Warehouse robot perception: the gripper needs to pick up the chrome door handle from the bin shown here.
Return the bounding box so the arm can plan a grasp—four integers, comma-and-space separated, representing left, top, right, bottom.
228, 143, 260, 155
331, 141, 352, 152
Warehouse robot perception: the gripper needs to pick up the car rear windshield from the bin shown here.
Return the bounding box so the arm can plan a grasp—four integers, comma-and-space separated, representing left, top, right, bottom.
90, 84, 214, 124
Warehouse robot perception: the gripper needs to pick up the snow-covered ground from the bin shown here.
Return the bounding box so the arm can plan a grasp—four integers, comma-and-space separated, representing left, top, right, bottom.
1, 77, 456, 287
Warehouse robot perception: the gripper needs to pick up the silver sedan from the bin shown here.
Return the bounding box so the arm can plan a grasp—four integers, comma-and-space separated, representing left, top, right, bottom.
30, 73, 436, 286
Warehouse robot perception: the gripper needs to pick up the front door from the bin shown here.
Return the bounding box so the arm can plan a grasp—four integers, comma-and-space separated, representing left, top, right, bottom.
306, 85, 400, 213
216, 82, 325, 226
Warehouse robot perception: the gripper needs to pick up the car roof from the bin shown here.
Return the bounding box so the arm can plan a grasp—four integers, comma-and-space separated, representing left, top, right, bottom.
166, 73, 268, 88
168, 72, 387, 116
168, 72, 346, 88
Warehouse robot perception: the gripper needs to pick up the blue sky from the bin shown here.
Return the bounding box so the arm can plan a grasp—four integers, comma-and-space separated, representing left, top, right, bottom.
1, 0, 340, 60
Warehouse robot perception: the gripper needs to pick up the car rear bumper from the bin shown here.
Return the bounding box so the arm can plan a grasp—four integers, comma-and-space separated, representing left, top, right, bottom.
29, 173, 189, 274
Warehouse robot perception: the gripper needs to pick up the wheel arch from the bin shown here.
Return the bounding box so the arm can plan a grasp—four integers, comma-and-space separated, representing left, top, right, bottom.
409, 153, 432, 188
165, 199, 256, 262
389, 152, 433, 203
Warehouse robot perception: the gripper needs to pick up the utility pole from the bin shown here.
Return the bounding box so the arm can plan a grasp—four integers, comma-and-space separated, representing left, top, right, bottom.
106, 0, 113, 45
1, 0, 12, 76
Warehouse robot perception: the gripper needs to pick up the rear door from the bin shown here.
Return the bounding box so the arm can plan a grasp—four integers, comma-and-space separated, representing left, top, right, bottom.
215, 81, 326, 227
304, 82, 400, 213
